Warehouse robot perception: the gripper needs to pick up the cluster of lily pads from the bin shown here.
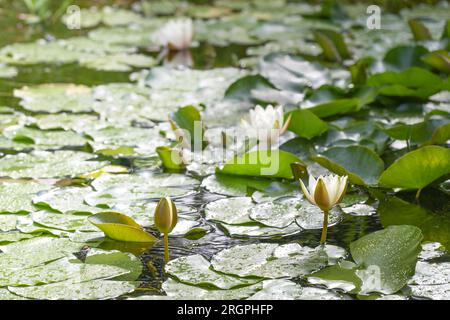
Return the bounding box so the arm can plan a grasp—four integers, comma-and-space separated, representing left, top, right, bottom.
0, 0, 449, 300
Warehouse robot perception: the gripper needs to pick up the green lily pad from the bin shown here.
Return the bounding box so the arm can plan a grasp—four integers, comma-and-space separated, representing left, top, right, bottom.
312, 145, 385, 185
0, 237, 82, 271
8, 279, 137, 300
33, 114, 99, 131
211, 243, 345, 279
0, 64, 17, 78
379, 146, 450, 190
350, 225, 423, 294
286, 109, 329, 139
205, 197, 254, 225
33, 187, 100, 214
0, 215, 19, 232
3, 127, 89, 149
309, 225, 423, 295
165, 254, 259, 289
162, 278, 261, 300
0, 182, 53, 213
0, 231, 35, 244
88, 212, 157, 243
219, 150, 303, 179
367, 67, 448, 100
201, 173, 295, 197
14, 84, 93, 113
0, 151, 109, 179
31, 211, 97, 232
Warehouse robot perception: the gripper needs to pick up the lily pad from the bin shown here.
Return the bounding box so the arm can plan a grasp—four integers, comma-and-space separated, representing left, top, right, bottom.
9, 279, 137, 300
33, 187, 100, 214
379, 146, 450, 190
219, 150, 303, 179
88, 212, 157, 243
0, 151, 109, 179
0, 182, 52, 213
165, 254, 259, 289
312, 145, 384, 185
211, 243, 345, 279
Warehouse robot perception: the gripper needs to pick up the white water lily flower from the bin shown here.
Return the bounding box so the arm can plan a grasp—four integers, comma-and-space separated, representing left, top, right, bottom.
152, 18, 194, 51
241, 105, 291, 144
300, 174, 348, 212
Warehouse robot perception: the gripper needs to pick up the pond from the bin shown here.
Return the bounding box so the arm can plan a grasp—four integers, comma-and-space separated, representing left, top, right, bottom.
0, 0, 449, 300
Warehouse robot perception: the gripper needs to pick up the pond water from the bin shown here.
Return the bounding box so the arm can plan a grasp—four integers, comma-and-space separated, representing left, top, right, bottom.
0, 0, 449, 300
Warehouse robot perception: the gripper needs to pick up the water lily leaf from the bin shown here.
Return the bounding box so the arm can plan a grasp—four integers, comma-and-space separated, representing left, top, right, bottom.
308, 261, 361, 294
8, 279, 137, 300
205, 197, 254, 225
165, 254, 259, 289
367, 67, 447, 100
0, 182, 52, 213
201, 173, 295, 197
0, 237, 82, 272
0, 231, 35, 244
383, 45, 429, 71
313, 28, 351, 62
84, 248, 142, 281
32, 211, 97, 232
422, 50, 450, 73
86, 172, 198, 206
312, 145, 385, 185
172, 105, 206, 150
3, 127, 89, 149
162, 278, 261, 300
286, 109, 328, 139
248, 279, 344, 300
86, 125, 166, 157
88, 212, 157, 243
380, 116, 450, 145
408, 19, 433, 41
350, 225, 423, 294
379, 146, 450, 190
224, 75, 276, 103
0, 256, 129, 287
211, 243, 345, 279
220, 222, 301, 238
13, 84, 93, 113
218, 150, 303, 179
33, 187, 100, 214
0, 215, 19, 232
249, 197, 341, 229
33, 113, 99, 131
0, 151, 109, 179
0, 64, 17, 78
309, 225, 423, 295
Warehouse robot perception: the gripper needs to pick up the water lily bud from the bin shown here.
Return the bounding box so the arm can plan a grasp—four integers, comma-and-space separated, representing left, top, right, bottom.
154, 197, 178, 234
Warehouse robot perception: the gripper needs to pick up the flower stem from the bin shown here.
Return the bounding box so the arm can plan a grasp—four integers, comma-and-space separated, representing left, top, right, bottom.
164, 233, 170, 263
320, 210, 329, 245
415, 188, 422, 202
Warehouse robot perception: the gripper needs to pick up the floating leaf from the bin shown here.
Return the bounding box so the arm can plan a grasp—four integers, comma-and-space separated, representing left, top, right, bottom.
312, 145, 385, 185
9, 279, 137, 300
379, 146, 450, 190
165, 254, 259, 289
218, 150, 303, 179
0, 182, 52, 213
89, 212, 157, 243
286, 109, 328, 139
0, 151, 108, 179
